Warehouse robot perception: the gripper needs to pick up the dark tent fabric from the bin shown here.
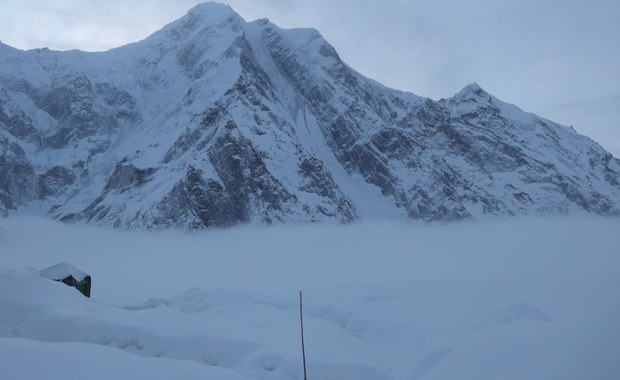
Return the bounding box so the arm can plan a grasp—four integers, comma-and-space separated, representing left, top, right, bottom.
39, 262, 91, 298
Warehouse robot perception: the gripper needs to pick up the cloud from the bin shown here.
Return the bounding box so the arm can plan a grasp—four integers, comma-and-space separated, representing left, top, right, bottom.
2, 216, 620, 304
0, 0, 199, 50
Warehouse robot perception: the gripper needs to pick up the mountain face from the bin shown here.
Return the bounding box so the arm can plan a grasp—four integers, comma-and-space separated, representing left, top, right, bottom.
1, 3, 619, 228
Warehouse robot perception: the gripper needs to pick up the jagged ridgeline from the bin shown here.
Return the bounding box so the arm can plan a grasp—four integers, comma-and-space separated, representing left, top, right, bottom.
0, 2, 619, 228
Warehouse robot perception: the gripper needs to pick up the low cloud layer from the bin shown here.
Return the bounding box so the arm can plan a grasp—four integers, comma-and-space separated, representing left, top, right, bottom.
2, 216, 619, 304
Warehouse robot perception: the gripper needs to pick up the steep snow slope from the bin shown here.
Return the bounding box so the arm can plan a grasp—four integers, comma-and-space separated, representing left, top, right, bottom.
0, 2, 619, 229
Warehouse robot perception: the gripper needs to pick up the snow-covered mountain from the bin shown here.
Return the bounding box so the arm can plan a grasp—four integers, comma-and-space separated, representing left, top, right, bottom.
1, 2, 619, 229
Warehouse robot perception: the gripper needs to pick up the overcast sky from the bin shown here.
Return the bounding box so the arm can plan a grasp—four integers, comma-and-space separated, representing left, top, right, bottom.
1, 0, 619, 156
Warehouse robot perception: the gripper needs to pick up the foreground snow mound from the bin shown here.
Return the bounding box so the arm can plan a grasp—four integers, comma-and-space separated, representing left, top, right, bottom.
1, 267, 619, 380
0, 269, 388, 380
0, 338, 243, 380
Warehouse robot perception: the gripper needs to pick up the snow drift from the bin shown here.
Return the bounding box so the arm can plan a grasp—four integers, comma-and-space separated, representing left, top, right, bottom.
1, 217, 620, 379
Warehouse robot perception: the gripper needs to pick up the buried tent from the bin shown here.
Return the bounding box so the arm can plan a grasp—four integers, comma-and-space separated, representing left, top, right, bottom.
39, 262, 91, 298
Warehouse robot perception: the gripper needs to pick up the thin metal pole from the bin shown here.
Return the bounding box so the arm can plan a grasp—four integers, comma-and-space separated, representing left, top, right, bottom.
300, 291, 308, 380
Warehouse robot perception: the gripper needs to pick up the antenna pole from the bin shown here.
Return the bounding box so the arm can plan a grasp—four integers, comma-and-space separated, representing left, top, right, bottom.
300, 291, 308, 380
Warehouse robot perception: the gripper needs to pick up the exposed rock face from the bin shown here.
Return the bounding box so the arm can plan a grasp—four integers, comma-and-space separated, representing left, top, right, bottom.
104, 160, 155, 191
0, 135, 34, 212
36, 166, 75, 200
0, 3, 618, 229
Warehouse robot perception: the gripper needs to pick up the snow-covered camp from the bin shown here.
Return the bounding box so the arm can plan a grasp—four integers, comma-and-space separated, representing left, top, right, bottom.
39, 262, 91, 297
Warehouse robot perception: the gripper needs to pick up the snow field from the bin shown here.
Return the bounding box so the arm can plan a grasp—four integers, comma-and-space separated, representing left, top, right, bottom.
1, 216, 620, 379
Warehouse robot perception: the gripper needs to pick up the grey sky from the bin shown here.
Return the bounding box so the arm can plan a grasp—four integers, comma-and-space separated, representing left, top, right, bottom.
1, 0, 619, 156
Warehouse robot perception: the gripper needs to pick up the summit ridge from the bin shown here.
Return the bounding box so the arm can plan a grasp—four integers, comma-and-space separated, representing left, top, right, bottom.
0, 2, 618, 228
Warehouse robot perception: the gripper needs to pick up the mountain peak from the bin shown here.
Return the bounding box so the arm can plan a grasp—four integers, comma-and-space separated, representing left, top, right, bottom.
450, 82, 493, 104
457, 82, 487, 96
187, 1, 236, 17
147, 1, 243, 47
172, 1, 242, 33
1, 3, 619, 229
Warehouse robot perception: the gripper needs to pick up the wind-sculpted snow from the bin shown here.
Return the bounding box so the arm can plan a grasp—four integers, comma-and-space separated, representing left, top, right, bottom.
0, 269, 390, 380
1, 217, 620, 379
1, 258, 619, 380
3, 266, 620, 380
0, 2, 619, 228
